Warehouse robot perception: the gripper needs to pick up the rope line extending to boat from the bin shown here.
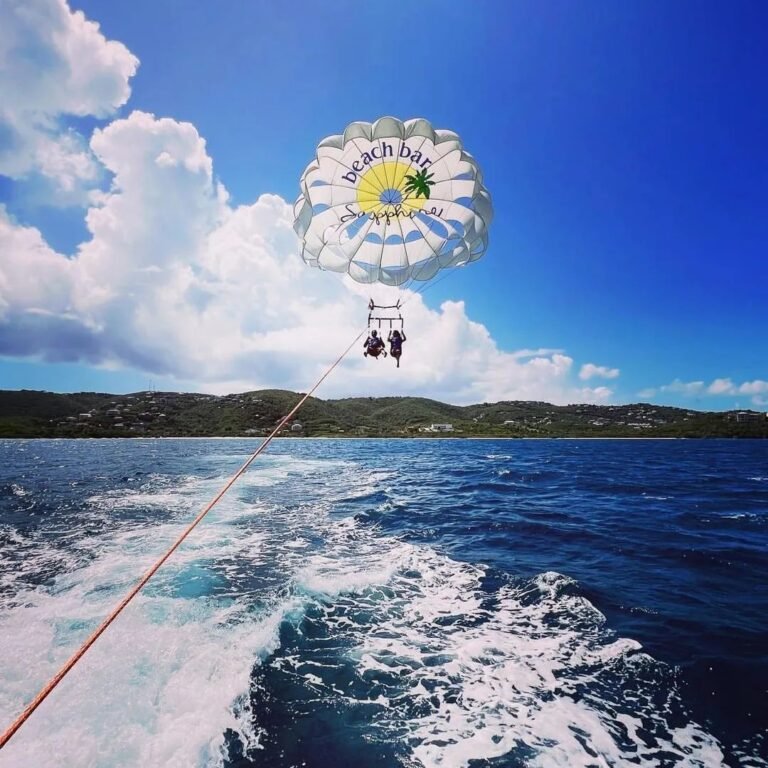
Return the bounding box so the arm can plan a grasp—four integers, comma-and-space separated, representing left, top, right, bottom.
0, 326, 367, 750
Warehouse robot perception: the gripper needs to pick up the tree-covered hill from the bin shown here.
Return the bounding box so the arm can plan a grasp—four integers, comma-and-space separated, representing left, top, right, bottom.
0, 389, 765, 438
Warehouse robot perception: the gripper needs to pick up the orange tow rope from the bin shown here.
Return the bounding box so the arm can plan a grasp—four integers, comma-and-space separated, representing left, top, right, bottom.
0, 327, 366, 750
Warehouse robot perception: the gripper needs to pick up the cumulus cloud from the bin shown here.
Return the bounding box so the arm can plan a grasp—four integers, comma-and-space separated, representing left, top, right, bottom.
738, 380, 768, 396
579, 363, 620, 381
0, 109, 619, 405
0, 0, 138, 202
642, 377, 768, 407
707, 378, 734, 395
0, 2, 621, 404
712, 378, 768, 405
659, 379, 706, 396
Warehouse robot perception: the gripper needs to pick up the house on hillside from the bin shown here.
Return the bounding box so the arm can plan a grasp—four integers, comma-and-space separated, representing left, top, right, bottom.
430, 423, 454, 432
291, 422, 304, 432
733, 411, 763, 423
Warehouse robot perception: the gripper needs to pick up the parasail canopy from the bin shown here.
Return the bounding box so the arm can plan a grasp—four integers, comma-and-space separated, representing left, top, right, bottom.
294, 117, 493, 286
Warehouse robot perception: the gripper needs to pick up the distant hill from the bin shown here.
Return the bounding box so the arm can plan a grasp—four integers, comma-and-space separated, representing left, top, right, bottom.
0, 389, 765, 438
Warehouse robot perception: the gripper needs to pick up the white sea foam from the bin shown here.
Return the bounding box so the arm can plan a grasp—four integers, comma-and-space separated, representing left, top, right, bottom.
291, 539, 727, 768
393, 563, 724, 767
0, 452, 388, 766
0, 447, 735, 767
0, 468, 285, 767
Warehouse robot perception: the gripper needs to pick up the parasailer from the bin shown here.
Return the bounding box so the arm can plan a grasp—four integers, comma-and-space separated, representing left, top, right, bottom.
363, 330, 386, 359
294, 116, 492, 360
388, 329, 406, 368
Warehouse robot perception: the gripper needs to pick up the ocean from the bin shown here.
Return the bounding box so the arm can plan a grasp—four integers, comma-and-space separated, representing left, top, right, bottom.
0, 438, 765, 767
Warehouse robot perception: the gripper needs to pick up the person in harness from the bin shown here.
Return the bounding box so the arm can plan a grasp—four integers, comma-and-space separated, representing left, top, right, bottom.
387, 329, 407, 368
363, 329, 387, 358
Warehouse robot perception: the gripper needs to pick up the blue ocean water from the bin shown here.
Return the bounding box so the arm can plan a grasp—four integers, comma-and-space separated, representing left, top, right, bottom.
0, 438, 765, 767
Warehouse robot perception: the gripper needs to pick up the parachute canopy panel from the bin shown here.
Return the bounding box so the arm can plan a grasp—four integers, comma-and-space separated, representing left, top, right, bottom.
294, 117, 493, 286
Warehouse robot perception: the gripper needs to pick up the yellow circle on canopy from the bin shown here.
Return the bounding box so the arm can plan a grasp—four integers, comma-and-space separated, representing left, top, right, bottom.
356, 161, 427, 215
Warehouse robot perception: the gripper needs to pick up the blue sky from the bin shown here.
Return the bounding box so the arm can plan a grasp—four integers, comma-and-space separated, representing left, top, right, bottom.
0, 0, 766, 409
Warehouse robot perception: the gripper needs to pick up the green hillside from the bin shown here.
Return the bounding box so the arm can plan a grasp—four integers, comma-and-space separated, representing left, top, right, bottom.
0, 389, 765, 439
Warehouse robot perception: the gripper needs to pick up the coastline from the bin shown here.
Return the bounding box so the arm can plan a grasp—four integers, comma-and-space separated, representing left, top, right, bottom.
0, 435, 734, 441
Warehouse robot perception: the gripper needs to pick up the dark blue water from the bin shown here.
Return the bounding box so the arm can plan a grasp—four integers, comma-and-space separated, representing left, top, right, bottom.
0, 438, 765, 767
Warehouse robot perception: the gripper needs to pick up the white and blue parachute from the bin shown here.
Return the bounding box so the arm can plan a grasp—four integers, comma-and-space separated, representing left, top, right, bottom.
294, 117, 493, 286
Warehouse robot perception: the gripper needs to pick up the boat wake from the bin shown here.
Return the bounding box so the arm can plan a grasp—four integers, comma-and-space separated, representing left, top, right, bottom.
0, 444, 739, 767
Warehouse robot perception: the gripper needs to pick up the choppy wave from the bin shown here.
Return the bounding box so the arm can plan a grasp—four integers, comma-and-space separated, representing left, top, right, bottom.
258, 535, 724, 767
0, 438, 766, 767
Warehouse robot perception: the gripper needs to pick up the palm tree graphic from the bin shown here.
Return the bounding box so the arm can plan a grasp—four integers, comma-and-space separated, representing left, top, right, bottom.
403, 169, 435, 200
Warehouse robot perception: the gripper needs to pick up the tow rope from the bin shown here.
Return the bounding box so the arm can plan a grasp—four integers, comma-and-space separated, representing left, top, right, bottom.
0, 327, 367, 749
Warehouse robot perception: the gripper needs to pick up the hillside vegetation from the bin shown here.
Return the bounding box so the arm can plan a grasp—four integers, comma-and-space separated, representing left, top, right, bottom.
0, 390, 766, 438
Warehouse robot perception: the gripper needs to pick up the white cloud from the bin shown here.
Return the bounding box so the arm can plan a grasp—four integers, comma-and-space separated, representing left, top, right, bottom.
0, 4, 619, 404
583, 385, 613, 400
707, 378, 735, 395
644, 377, 768, 407
659, 379, 705, 396
737, 380, 768, 396
0, 0, 760, 413
0, 0, 138, 202
0, 110, 620, 405
579, 363, 620, 381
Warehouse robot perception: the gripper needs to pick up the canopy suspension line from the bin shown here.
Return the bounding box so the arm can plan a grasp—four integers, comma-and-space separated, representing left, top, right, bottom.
0, 326, 367, 750
367, 298, 404, 330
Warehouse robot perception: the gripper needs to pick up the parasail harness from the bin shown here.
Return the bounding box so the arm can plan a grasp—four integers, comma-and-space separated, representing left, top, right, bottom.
367, 298, 404, 330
